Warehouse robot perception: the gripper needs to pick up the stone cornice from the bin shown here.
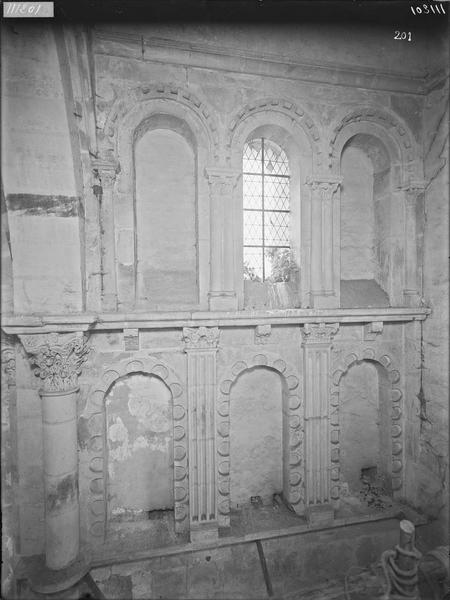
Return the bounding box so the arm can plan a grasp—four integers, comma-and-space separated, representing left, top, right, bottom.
1, 307, 430, 335
93, 29, 433, 96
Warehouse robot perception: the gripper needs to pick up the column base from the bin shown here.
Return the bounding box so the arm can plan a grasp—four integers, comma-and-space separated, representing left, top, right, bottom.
190, 520, 219, 543
23, 548, 91, 595
208, 291, 237, 311
305, 504, 335, 527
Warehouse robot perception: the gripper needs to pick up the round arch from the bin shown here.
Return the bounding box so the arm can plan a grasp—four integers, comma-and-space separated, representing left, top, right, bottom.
328, 106, 421, 183
100, 85, 219, 311
216, 351, 304, 526
331, 347, 404, 505
227, 98, 322, 171
82, 354, 189, 541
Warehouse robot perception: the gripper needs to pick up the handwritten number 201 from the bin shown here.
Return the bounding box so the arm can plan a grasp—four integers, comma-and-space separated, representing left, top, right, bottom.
394, 31, 412, 41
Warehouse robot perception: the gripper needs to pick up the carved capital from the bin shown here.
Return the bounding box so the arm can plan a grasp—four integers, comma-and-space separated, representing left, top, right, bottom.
92, 158, 119, 188
183, 327, 220, 350
19, 332, 90, 393
306, 176, 342, 201
1, 335, 16, 386
255, 324, 271, 345
205, 168, 240, 197
402, 180, 427, 206
301, 322, 339, 344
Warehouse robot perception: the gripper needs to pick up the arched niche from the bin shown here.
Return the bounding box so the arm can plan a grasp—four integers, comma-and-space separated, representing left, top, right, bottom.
340, 133, 394, 308
81, 355, 188, 542
228, 107, 318, 309
229, 366, 286, 508
134, 115, 198, 309
109, 90, 216, 311
339, 360, 392, 497
331, 349, 404, 508
217, 353, 304, 527
330, 110, 422, 308
105, 373, 174, 531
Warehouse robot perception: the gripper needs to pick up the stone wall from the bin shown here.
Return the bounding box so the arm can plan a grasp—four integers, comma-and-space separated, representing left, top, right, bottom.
0, 18, 447, 596
1, 24, 83, 314
417, 72, 449, 544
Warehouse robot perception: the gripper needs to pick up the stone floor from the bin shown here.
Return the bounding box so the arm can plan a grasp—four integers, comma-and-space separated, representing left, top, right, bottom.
17, 498, 428, 600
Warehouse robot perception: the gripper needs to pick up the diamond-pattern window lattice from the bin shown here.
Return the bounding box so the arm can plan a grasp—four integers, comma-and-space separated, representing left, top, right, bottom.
242, 138, 291, 281
243, 140, 263, 174
264, 211, 290, 245
264, 177, 289, 211
243, 210, 263, 245
243, 174, 262, 209
264, 141, 290, 176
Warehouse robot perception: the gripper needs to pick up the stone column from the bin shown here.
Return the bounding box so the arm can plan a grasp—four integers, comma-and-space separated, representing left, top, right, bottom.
306, 177, 342, 308
93, 159, 118, 312
19, 333, 89, 577
402, 181, 426, 307
205, 168, 240, 311
301, 322, 339, 525
183, 326, 220, 542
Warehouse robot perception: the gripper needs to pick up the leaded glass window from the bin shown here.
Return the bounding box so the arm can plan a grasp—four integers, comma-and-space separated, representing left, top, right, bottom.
243, 138, 291, 281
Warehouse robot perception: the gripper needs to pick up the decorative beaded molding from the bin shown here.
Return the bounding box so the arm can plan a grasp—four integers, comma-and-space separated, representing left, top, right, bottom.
217, 351, 304, 526
101, 84, 220, 160
330, 347, 404, 502
226, 97, 323, 167
82, 354, 188, 541
328, 106, 419, 175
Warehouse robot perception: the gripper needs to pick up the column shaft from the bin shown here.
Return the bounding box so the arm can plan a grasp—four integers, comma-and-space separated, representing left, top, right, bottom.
42, 388, 79, 569
206, 168, 239, 311
403, 183, 425, 306
19, 333, 89, 573
93, 160, 118, 312
306, 177, 341, 308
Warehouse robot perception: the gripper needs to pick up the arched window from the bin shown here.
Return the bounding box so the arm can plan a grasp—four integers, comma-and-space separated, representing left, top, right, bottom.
243, 138, 291, 282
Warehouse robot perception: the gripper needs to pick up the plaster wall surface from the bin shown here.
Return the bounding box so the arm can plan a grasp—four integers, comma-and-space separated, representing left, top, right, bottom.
106, 374, 174, 518
340, 146, 376, 281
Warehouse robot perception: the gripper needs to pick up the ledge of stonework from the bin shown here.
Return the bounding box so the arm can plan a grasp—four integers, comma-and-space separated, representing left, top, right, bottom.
1, 306, 430, 335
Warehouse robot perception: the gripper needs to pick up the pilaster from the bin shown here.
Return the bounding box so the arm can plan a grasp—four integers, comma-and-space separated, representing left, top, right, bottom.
93, 159, 119, 312
301, 322, 339, 524
183, 326, 220, 541
18, 332, 90, 593
306, 176, 342, 308
205, 168, 240, 311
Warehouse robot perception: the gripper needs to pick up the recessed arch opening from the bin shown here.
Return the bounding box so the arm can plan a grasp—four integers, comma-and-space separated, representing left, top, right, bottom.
338, 359, 393, 508
340, 133, 395, 308
133, 115, 199, 310
241, 124, 302, 310
228, 365, 291, 512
